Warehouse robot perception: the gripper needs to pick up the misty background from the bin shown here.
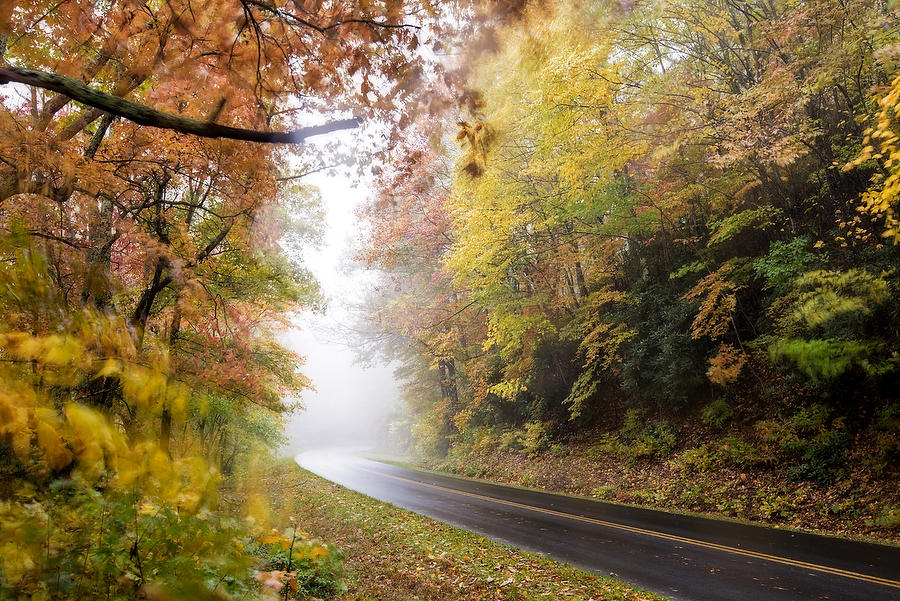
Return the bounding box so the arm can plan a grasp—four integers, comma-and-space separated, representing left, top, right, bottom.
279, 155, 403, 456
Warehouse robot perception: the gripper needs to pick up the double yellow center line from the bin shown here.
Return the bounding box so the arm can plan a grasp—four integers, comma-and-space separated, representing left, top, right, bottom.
359, 467, 900, 590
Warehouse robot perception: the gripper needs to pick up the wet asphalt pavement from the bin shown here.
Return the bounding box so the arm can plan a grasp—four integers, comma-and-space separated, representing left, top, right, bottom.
296, 450, 900, 601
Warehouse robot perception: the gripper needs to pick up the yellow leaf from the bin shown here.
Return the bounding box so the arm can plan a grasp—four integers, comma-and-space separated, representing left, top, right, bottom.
0, 543, 35, 583
97, 358, 121, 378
258, 530, 287, 545
34, 413, 72, 471
43, 336, 83, 365
137, 502, 159, 517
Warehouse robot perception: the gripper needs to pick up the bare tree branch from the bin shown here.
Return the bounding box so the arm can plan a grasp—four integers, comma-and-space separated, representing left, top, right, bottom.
241, 0, 421, 34
276, 162, 345, 181
0, 64, 361, 144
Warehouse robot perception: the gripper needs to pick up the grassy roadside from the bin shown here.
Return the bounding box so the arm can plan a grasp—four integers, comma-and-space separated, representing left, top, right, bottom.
263, 460, 667, 601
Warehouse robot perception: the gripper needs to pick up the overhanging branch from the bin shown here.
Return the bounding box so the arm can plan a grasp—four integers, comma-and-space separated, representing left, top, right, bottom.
0, 64, 361, 144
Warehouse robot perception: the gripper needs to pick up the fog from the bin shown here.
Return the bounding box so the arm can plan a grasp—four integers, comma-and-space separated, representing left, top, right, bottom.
281, 317, 400, 454
279, 155, 402, 455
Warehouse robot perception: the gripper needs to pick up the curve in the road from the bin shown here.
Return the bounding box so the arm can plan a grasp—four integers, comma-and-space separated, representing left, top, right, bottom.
297, 450, 900, 601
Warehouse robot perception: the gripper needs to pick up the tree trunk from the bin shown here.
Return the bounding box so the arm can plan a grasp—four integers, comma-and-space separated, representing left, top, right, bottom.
438, 358, 459, 440
159, 304, 182, 456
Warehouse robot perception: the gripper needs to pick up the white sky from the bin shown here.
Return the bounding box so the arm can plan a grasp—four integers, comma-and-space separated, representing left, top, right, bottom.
279, 132, 402, 454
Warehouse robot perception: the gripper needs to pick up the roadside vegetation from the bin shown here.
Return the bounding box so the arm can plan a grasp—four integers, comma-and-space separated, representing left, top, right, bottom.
415, 403, 900, 542
357, 0, 900, 543
267, 461, 666, 601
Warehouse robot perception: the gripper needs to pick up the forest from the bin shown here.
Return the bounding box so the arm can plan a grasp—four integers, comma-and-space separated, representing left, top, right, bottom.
0, 0, 899, 599
0, 0, 486, 598
359, 0, 900, 537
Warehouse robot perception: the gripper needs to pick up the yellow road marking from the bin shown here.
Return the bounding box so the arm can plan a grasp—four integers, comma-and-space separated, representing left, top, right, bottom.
359, 466, 900, 590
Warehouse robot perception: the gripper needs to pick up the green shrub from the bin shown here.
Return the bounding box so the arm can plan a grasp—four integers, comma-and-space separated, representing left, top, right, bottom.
499, 429, 524, 452
631, 489, 667, 504
787, 404, 831, 432
715, 496, 747, 517
411, 409, 452, 458
873, 506, 900, 529
708, 205, 782, 245
520, 422, 552, 457
621, 408, 645, 439
756, 404, 830, 454
752, 236, 821, 293
464, 464, 487, 478
754, 490, 793, 520
719, 435, 758, 469
634, 421, 679, 459
467, 426, 500, 456
591, 485, 616, 499
619, 287, 707, 409
756, 404, 847, 484
874, 403, 900, 431
588, 433, 629, 461
550, 443, 570, 457
263, 532, 347, 599
867, 404, 900, 474
678, 483, 708, 507
828, 495, 860, 518
619, 411, 679, 460
787, 429, 847, 484
675, 444, 718, 473
702, 398, 733, 429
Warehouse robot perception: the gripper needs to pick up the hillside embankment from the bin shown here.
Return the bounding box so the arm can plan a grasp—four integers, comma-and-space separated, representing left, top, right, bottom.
412, 403, 900, 544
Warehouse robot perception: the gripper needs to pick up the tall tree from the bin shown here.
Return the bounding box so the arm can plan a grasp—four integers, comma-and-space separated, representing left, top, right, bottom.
358, 0, 900, 455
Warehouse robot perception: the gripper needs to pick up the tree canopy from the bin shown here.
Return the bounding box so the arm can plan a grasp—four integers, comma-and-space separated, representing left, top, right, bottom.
0, 0, 494, 597
359, 0, 900, 459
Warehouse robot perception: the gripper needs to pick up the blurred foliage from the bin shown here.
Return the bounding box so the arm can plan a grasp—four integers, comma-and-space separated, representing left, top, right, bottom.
356, 0, 900, 516
0, 228, 324, 599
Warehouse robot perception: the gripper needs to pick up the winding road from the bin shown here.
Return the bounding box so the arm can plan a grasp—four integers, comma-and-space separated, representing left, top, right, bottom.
296, 450, 900, 601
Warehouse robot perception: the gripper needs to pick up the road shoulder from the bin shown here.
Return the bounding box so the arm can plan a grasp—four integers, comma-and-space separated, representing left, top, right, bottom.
268, 460, 667, 601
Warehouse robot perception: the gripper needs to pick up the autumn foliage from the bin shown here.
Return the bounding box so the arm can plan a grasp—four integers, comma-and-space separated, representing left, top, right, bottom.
359, 0, 900, 498
0, 0, 482, 598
